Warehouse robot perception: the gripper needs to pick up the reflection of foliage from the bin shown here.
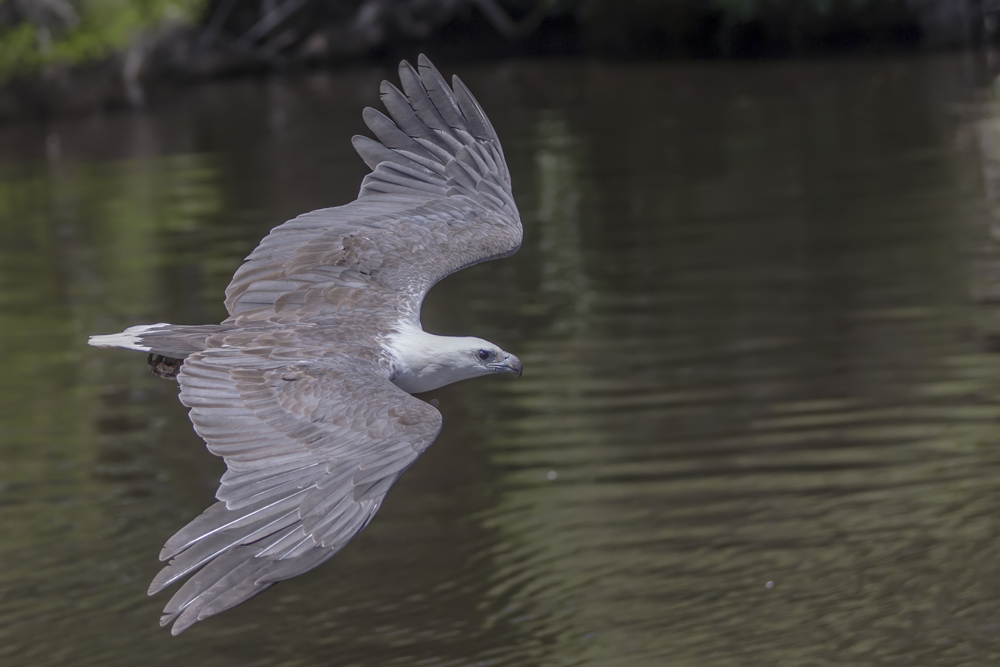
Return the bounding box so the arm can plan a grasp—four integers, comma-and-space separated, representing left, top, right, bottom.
0, 0, 205, 79
0, 152, 224, 324
0, 150, 231, 657
0, 151, 225, 513
532, 113, 591, 337
92, 155, 225, 315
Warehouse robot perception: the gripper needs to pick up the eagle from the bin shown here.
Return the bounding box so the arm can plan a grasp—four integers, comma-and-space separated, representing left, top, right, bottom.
88, 55, 522, 635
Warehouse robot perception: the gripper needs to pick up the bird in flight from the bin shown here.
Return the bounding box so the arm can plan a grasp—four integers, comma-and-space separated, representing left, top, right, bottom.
88, 55, 522, 635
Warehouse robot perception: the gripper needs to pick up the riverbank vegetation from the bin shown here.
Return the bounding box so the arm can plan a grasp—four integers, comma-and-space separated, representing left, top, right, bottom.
0, 0, 202, 76
0, 0, 992, 120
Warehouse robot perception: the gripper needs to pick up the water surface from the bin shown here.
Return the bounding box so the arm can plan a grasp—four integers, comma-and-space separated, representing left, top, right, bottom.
3, 55, 1000, 666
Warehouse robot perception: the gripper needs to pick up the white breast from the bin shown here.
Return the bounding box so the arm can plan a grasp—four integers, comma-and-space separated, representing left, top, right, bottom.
384, 325, 486, 394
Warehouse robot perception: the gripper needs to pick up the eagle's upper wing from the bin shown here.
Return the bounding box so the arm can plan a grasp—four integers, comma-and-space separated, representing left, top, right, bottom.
149, 348, 442, 635
223, 55, 521, 326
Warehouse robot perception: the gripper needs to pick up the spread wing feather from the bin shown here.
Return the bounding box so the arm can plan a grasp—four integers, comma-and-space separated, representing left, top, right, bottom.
85, 56, 518, 634
223, 54, 521, 325
150, 349, 442, 635
129, 56, 517, 635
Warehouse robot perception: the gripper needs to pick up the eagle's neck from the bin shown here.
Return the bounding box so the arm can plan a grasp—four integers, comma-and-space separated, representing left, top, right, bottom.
385, 325, 485, 394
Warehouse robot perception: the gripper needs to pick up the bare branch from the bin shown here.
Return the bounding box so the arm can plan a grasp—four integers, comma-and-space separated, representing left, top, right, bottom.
199, 0, 239, 50
471, 0, 551, 40
237, 0, 310, 48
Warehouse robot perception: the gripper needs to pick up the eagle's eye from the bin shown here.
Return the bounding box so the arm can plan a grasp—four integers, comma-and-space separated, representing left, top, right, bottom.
477, 349, 492, 361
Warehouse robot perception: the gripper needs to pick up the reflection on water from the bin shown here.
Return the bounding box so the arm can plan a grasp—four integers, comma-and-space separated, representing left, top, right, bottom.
3, 55, 1000, 665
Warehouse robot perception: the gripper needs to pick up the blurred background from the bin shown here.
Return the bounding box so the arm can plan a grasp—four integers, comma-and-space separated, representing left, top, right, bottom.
1, 0, 999, 118
6, 1, 1000, 666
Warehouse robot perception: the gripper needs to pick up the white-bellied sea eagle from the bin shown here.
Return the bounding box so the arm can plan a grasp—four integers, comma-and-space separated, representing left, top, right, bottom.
88, 55, 522, 635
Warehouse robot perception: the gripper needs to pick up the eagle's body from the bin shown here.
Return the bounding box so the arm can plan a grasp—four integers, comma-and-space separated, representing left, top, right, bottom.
88, 56, 522, 635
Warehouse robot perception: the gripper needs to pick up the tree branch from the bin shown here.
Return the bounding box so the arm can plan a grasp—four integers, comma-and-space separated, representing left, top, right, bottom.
237, 0, 310, 48
471, 0, 552, 40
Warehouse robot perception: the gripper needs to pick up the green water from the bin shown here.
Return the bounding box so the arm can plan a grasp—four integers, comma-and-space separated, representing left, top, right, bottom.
3, 55, 1000, 665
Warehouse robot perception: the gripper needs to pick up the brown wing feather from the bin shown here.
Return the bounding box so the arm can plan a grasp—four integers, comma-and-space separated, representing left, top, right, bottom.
223, 55, 521, 327
149, 348, 442, 635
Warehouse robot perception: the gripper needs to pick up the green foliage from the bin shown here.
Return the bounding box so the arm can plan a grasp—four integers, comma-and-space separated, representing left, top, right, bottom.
0, 22, 40, 75
0, 0, 207, 80
0, 0, 940, 85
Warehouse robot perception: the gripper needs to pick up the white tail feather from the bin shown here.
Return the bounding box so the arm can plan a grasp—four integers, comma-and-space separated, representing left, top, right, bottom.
88, 323, 171, 352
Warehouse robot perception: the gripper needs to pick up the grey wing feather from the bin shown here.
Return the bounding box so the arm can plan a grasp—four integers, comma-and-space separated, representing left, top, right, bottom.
397, 59, 454, 135
419, 62, 473, 134
150, 349, 441, 635
452, 75, 503, 147
223, 54, 521, 323
361, 107, 438, 161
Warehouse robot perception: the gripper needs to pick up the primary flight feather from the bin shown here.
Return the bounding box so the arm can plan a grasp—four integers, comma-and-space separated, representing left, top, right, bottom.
88, 55, 522, 635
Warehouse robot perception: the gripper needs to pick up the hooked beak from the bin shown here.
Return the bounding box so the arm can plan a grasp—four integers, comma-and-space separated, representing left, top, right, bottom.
489, 353, 522, 378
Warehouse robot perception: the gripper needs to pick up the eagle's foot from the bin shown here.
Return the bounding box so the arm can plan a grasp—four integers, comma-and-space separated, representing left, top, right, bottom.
147, 353, 183, 380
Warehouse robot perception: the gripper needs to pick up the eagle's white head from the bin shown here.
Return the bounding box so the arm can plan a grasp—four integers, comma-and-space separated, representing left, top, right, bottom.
386, 326, 522, 395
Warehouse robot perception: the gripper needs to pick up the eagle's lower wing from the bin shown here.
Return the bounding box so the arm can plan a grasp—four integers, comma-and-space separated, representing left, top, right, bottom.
149, 348, 442, 635
223, 55, 521, 325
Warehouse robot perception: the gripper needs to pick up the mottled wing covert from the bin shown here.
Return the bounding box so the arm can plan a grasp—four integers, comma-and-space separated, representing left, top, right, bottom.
150, 349, 442, 634
223, 54, 521, 325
